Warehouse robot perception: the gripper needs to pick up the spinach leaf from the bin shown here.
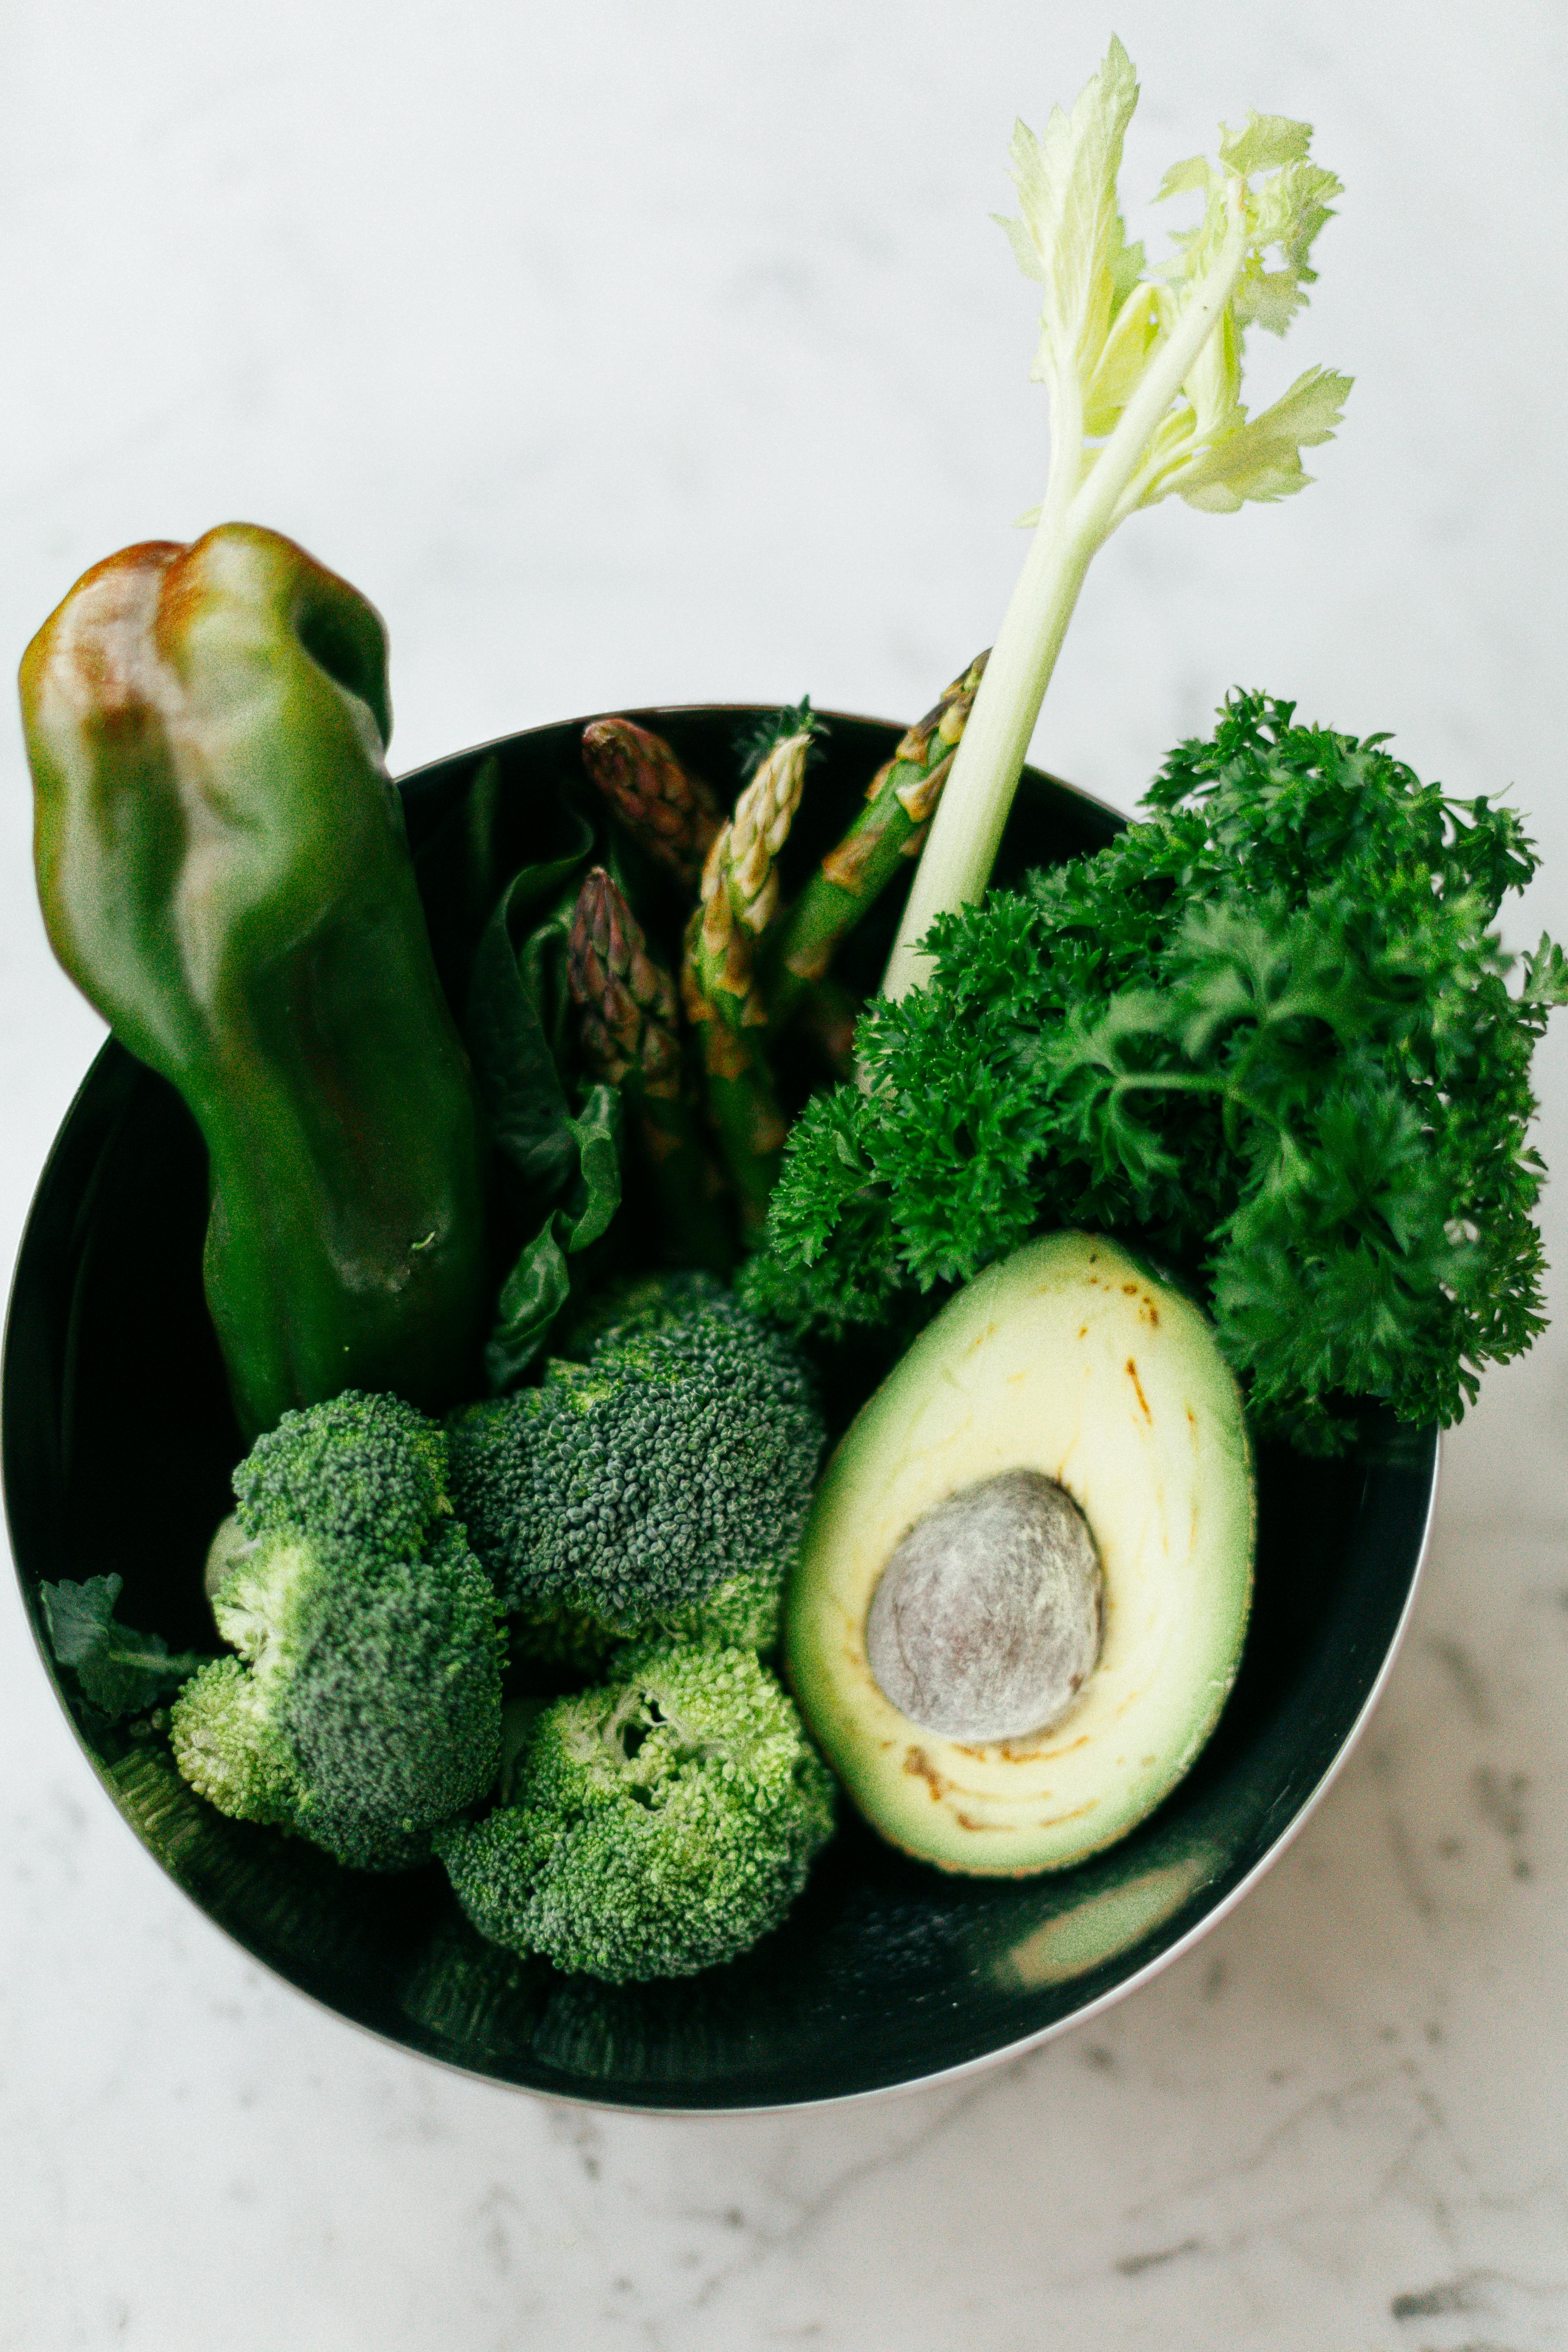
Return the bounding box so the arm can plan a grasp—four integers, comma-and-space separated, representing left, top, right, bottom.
464, 806, 595, 1195
485, 1085, 624, 1390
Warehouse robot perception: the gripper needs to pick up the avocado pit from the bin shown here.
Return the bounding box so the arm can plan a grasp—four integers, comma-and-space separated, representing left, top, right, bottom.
864, 1469, 1102, 1743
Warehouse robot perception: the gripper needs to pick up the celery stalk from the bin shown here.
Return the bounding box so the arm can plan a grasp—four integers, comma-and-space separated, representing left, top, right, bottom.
882, 39, 1350, 1002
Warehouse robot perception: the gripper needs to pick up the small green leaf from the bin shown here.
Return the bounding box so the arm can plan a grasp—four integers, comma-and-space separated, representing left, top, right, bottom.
733, 698, 828, 781
1172, 365, 1352, 513
1521, 933, 1568, 1007
566, 1085, 625, 1252
1002, 36, 1142, 397
484, 1219, 576, 1391
39, 1575, 206, 1722
1217, 112, 1313, 177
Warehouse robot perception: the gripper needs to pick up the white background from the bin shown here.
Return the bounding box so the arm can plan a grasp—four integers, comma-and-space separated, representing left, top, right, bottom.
3, 4, 1567, 2346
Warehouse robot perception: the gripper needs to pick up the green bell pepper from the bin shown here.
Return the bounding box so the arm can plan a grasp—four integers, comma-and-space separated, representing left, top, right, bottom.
22, 521, 490, 1439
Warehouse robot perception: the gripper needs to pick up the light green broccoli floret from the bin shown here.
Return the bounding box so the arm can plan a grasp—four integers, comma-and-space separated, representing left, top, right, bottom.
168, 1655, 299, 1824
447, 1277, 823, 1631
436, 1639, 836, 1981
169, 1393, 505, 1871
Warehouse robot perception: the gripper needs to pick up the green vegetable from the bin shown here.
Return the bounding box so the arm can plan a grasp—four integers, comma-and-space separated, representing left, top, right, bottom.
483, 1089, 622, 1391
436, 1639, 836, 1980
568, 867, 732, 1272
580, 716, 722, 894
464, 848, 624, 1388
681, 936, 792, 1240
504, 1553, 789, 1684
786, 1235, 1254, 1874
21, 523, 491, 1439
690, 725, 814, 1028
883, 40, 1347, 999
169, 1391, 504, 1869
38, 1576, 206, 1723
446, 1274, 823, 1630
762, 694, 1568, 1451
764, 651, 988, 1028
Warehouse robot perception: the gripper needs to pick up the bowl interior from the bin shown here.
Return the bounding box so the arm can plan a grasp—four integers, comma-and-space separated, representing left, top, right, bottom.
2, 708, 1437, 2110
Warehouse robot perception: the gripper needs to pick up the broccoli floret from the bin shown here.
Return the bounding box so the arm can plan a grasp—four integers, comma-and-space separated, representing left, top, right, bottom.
436, 1639, 835, 1980
232, 1388, 450, 1566
553, 1269, 728, 1360
172, 1654, 298, 1824
448, 1279, 823, 1628
508, 1550, 789, 1684
170, 1392, 505, 1871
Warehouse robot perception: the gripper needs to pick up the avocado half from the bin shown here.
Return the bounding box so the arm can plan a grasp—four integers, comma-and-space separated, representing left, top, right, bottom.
785, 1232, 1256, 1876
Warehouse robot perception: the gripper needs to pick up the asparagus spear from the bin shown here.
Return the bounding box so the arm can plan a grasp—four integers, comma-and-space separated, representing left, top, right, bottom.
689, 728, 813, 1029
581, 718, 722, 894
682, 918, 789, 1240
568, 869, 731, 1269
762, 651, 988, 1031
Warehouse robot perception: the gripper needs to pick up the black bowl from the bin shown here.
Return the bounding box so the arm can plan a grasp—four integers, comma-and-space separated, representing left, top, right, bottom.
2, 708, 1437, 2111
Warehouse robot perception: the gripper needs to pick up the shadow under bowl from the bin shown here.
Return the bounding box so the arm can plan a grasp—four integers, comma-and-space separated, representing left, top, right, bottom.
2, 706, 1437, 2111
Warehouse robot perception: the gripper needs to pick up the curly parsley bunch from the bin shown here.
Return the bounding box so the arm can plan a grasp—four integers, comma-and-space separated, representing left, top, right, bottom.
751, 692, 1568, 1453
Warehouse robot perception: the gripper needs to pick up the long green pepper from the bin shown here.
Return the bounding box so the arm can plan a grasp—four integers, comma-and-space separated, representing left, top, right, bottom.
22, 523, 490, 1439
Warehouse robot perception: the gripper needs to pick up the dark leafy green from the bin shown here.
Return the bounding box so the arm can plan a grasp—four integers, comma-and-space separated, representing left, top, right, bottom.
464, 820, 595, 1194
463, 819, 628, 1386
484, 1085, 623, 1390
755, 691, 1568, 1452
39, 1575, 207, 1722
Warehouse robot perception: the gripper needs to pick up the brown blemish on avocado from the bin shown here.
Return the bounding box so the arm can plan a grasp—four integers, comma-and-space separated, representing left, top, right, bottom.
955, 1730, 1092, 1764
1034, 1799, 1098, 1829
904, 1746, 950, 1801
954, 1812, 1008, 1832
1127, 1358, 1152, 1422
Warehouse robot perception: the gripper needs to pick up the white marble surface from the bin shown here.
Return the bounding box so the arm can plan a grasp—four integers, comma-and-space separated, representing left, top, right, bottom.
4, 4, 1568, 2345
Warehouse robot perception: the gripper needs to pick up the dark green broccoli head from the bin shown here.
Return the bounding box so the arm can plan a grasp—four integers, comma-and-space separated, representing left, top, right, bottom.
233, 1387, 450, 1568
448, 1280, 823, 1627
172, 1393, 504, 1871
436, 1639, 836, 1980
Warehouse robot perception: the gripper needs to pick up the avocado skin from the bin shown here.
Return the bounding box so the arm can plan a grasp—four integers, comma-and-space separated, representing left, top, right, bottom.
785, 1232, 1256, 1878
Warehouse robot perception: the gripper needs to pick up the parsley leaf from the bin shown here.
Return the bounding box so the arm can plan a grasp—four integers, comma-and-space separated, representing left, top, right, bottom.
759, 691, 1564, 1453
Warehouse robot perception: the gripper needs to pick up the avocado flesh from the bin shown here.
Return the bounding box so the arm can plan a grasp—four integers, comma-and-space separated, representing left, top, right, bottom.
785, 1232, 1256, 1877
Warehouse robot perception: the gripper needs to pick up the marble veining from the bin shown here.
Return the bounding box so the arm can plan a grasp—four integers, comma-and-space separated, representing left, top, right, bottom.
4, 2, 1568, 2346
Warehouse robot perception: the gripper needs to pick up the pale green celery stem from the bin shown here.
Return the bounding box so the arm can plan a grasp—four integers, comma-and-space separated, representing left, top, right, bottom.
882, 187, 1250, 1004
